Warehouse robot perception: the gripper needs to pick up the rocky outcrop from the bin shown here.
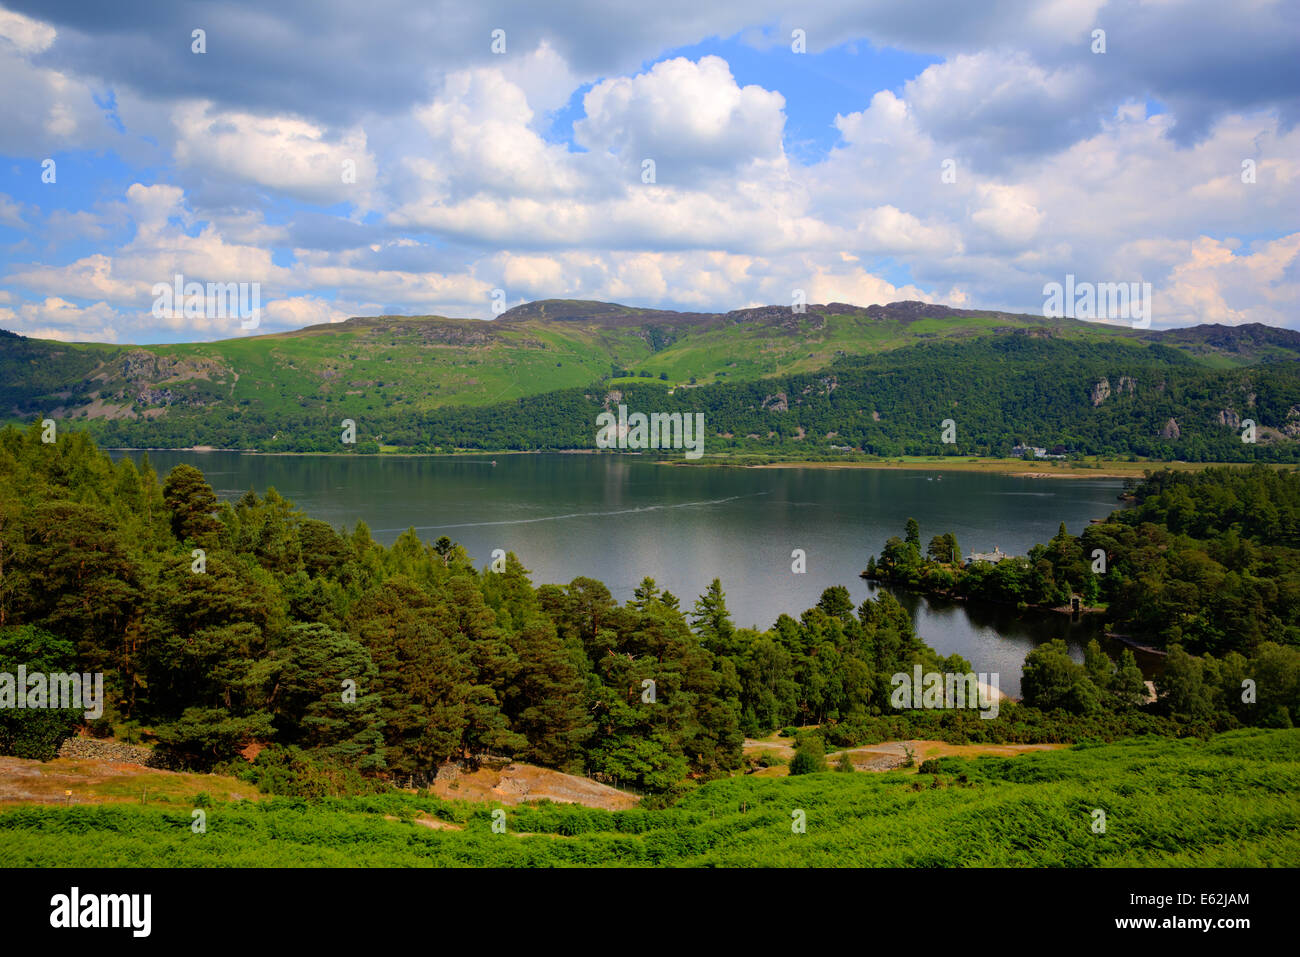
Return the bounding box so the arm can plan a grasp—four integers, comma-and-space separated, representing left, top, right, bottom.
1217, 409, 1242, 428
57, 737, 182, 769
1284, 405, 1300, 438
1091, 376, 1135, 406
120, 350, 224, 384
1159, 418, 1181, 440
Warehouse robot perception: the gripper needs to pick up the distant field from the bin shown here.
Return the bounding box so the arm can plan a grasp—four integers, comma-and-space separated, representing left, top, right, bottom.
3, 729, 1295, 867
683, 454, 1296, 478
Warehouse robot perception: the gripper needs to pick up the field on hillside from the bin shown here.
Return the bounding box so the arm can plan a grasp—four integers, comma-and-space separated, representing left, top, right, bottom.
3, 729, 1296, 867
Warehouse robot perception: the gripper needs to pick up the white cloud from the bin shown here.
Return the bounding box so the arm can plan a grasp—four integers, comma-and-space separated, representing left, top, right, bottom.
970, 184, 1044, 245
0, 296, 119, 341
262, 295, 361, 328
0, 10, 113, 155
576, 56, 787, 177
1152, 233, 1300, 328
172, 102, 378, 209
0, 8, 56, 55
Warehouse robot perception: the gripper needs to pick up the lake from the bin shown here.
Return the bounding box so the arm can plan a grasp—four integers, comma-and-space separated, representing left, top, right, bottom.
117, 451, 1143, 696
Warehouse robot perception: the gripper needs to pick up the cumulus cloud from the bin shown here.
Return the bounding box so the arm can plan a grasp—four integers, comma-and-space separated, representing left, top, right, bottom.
172, 102, 379, 209
1152, 234, 1300, 328
0, 296, 120, 341
0, 9, 113, 155
576, 56, 787, 179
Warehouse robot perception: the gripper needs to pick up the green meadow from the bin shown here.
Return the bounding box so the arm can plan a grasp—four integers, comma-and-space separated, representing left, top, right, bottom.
4, 729, 1295, 867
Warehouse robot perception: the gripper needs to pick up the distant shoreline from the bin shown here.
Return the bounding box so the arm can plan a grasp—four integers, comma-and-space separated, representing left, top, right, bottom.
737, 459, 1136, 478
100, 447, 1290, 479
679, 456, 1284, 480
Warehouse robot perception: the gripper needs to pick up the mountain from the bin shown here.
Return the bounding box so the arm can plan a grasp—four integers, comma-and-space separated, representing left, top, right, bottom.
2, 300, 1299, 458
6, 298, 1129, 423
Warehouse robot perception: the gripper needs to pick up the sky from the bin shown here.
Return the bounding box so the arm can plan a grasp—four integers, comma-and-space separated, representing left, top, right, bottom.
0, 0, 1296, 343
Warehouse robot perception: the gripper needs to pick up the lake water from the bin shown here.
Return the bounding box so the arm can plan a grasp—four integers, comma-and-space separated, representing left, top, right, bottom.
117, 451, 1142, 696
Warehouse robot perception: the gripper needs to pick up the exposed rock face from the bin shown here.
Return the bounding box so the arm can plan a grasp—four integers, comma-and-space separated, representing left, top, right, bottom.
136, 388, 176, 405
1091, 376, 1135, 406
1160, 418, 1181, 440
57, 737, 182, 769
1217, 409, 1242, 428
1284, 405, 1300, 438
761, 392, 788, 413
120, 350, 223, 383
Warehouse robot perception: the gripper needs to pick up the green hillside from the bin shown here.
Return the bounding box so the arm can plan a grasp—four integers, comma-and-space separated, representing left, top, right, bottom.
4, 301, 1299, 457
3, 728, 1296, 866
6, 299, 1293, 424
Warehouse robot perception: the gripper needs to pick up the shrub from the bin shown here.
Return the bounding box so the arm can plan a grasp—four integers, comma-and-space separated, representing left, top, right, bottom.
789, 737, 827, 775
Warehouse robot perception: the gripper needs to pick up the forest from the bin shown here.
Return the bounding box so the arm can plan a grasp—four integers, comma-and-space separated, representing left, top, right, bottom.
867, 465, 1300, 656
1, 423, 1297, 800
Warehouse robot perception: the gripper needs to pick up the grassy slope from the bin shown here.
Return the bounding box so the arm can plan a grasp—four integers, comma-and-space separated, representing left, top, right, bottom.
169, 320, 654, 412
2, 728, 1295, 867
616, 312, 1134, 387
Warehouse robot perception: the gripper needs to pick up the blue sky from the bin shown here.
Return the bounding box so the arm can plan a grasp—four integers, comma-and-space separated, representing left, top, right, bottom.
0, 0, 1297, 343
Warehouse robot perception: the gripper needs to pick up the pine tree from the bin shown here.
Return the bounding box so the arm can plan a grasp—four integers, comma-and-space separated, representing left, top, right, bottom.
1112, 649, 1149, 709
691, 578, 734, 648
162, 465, 222, 545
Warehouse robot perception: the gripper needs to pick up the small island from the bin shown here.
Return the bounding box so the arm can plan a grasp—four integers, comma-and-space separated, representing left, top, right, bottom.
863, 518, 1103, 615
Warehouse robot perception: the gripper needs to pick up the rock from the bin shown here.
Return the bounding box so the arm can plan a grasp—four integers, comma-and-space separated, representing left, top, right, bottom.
57, 737, 182, 770
1091, 378, 1111, 406
1159, 418, 1181, 440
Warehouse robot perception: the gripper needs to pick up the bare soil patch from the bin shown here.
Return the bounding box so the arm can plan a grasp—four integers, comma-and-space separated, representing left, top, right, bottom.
0, 756, 260, 806
430, 762, 638, 811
